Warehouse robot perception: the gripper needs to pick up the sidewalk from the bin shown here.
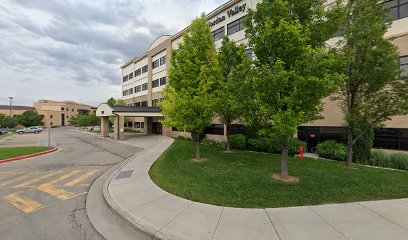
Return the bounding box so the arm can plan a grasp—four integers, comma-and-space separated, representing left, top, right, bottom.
104, 136, 408, 240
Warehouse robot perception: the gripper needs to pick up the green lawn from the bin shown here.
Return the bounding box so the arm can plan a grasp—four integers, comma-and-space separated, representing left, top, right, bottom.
150, 138, 408, 208
0, 147, 50, 161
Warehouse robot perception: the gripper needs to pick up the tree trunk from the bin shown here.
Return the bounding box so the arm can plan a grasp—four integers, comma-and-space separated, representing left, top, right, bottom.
281, 142, 289, 179
347, 131, 354, 168
226, 124, 231, 151
195, 141, 200, 159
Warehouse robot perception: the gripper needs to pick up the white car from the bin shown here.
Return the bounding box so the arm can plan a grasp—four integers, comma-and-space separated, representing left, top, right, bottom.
16, 126, 44, 134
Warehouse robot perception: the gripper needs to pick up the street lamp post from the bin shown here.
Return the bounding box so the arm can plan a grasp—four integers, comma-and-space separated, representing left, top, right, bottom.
8, 97, 13, 118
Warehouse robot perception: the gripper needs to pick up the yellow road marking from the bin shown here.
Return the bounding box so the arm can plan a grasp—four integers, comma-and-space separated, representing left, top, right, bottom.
36, 170, 84, 200
15, 171, 63, 188
64, 170, 99, 187
3, 192, 44, 213
0, 172, 38, 187
0, 172, 22, 181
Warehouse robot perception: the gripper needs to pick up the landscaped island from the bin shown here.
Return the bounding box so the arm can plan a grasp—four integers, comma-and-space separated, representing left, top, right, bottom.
0, 147, 50, 161
150, 138, 408, 208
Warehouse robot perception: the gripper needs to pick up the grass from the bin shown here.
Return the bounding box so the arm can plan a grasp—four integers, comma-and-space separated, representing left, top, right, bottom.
149, 138, 408, 208
0, 147, 50, 161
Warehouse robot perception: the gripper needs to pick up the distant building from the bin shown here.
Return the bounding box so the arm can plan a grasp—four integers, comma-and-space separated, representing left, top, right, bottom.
0, 105, 34, 118
34, 100, 95, 128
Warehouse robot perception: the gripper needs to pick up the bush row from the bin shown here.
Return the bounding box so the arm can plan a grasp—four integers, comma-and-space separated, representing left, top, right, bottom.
230, 134, 307, 156
316, 140, 408, 171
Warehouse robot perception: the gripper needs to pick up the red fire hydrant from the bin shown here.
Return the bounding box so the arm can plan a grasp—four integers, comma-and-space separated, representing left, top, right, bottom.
299, 146, 304, 161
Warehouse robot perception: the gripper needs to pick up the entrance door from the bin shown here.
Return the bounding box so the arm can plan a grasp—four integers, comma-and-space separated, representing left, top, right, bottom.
61, 113, 65, 126
152, 122, 162, 135
305, 127, 319, 153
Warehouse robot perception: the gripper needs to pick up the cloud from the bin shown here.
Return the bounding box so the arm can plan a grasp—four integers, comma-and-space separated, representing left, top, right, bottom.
0, 0, 227, 106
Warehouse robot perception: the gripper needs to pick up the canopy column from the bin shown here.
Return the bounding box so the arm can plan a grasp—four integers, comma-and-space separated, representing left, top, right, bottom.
101, 116, 110, 138
114, 115, 125, 140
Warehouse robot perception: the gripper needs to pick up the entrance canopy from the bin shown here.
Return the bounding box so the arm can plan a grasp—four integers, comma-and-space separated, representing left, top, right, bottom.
96, 103, 162, 117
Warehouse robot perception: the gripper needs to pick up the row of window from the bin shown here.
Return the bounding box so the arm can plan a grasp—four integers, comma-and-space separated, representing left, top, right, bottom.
210, 15, 247, 42
134, 101, 148, 107
152, 77, 167, 88
152, 55, 167, 69
123, 87, 133, 96
400, 55, 408, 77
384, 0, 408, 21
123, 65, 149, 82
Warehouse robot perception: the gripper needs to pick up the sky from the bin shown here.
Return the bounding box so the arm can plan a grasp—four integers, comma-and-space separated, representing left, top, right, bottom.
0, 0, 226, 107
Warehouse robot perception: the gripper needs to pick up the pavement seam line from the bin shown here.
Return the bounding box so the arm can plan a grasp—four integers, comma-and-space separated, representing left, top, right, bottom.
152, 201, 194, 239
309, 206, 351, 240
357, 202, 408, 232
264, 209, 283, 240
211, 207, 224, 240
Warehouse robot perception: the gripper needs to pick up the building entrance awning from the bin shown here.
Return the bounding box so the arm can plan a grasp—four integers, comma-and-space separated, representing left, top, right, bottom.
96, 103, 163, 117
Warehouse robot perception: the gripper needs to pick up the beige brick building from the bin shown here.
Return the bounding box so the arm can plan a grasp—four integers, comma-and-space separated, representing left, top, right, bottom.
100, 0, 408, 151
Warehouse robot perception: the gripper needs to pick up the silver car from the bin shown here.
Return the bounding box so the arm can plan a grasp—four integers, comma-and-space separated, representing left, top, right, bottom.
16, 126, 44, 134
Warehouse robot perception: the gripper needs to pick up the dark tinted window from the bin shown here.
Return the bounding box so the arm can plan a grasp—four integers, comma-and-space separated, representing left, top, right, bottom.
211, 27, 225, 41
160, 77, 167, 86
227, 16, 246, 35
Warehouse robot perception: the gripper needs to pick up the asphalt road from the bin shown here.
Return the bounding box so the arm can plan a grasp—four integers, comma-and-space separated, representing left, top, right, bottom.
0, 127, 143, 240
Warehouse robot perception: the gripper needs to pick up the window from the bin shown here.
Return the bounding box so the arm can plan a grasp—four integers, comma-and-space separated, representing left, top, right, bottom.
66, 108, 69, 111
123, 75, 128, 82
152, 79, 160, 88
129, 88, 133, 94
152, 99, 159, 107
142, 83, 148, 91
227, 16, 246, 35
135, 85, 141, 93
211, 27, 225, 41
135, 68, 141, 77
142, 65, 148, 73
72, 109, 74, 112
160, 56, 167, 65
152, 59, 160, 69
134, 102, 141, 107
141, 122, 145, 128
160, 98, 164, 102
400, 56, 408, 77
160, 77, 167, 86
141, 101, 148, 107
136, 122, 141, 128
128, 72, 133, 79
61, 107, 65, 111
245, 48, 253, 61
50, 115, 53, 119
50, 122, 53, 126
383, 0, 408, 20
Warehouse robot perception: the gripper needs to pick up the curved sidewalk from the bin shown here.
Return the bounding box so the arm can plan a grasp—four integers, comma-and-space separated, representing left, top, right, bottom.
104, 136, 408, 240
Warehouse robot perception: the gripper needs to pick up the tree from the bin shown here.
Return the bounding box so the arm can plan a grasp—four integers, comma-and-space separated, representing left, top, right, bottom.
336, 0, 408, 167
160, 14, 222, 159
70, 114, 100, 127
17, 111, 43, 127
245, 0, 344, 179
214, 37, 252, 151
107, 97, 116, 106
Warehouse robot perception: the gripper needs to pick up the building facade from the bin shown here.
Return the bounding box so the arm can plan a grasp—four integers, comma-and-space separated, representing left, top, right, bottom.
0, 105, 34, 118
34, 100, 94, 128
119, 0, 408, 151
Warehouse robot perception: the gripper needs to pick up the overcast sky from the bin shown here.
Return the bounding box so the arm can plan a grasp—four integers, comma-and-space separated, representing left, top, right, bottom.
0, 0, 226, 107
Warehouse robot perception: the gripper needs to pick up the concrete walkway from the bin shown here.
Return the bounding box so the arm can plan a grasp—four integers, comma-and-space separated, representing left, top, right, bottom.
104, 136, 408, 240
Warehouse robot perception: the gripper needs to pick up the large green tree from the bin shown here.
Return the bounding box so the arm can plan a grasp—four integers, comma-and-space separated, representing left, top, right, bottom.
215, 37, 252, 151
17, 111, 43, 127
161, 14, 222, 159
336, 0, 408, 167
245, 0, 344, 179
70, 114, 101, 127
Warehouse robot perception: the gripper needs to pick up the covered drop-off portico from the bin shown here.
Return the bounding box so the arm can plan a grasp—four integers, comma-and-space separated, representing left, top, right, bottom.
96, 103, 169, 140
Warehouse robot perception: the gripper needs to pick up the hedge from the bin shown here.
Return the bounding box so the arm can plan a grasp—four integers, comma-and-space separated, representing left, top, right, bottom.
230, 134, 246, 150
317, 140, 347, 161
247, 138, 306, 156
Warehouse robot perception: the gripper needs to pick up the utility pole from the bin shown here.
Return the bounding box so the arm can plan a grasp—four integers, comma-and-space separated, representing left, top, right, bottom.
8, 97, 13, 118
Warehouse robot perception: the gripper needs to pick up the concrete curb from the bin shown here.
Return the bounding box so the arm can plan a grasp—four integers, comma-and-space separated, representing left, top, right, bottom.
0, 147, 60, 164
102, 137, 173, 239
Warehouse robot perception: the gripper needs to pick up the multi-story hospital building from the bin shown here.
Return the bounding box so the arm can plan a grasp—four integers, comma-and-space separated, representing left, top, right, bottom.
97, 0, 408, 152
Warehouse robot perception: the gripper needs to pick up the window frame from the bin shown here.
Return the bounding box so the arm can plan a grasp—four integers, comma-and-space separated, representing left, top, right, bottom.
227, 16, 246, 36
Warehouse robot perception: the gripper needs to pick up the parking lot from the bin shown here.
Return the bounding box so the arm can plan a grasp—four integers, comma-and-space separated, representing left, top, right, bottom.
0, 131, 53, 148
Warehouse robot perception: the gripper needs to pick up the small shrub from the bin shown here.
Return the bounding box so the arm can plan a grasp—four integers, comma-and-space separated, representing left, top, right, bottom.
353, 127, 374, 164
369, 151, 390, 167
230, 134, 246, 150
390, 154, 408, 170
202, 138, 226, 149
248, 138, 272, 153
317, 140, 347, 161
288, 139, 307, 156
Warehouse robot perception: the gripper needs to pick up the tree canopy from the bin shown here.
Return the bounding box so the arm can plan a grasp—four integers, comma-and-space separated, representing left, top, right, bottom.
160, 14, 222, 159
17, 111, 43, 127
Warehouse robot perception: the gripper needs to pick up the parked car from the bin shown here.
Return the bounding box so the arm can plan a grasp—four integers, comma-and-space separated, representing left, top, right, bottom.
16, 126, 44, 134
0, 129, 8, 135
